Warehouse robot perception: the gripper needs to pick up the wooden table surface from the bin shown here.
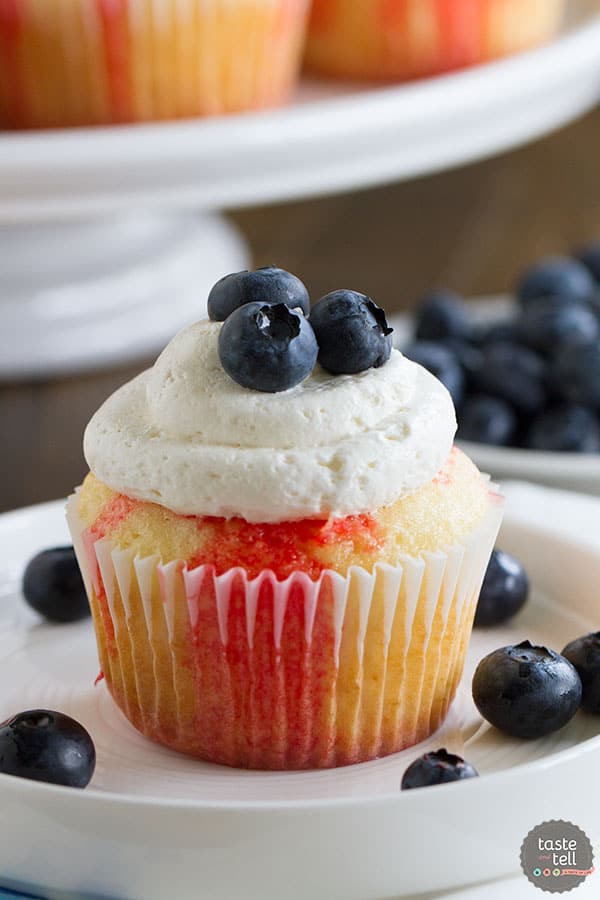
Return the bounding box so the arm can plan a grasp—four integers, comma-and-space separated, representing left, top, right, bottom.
2, 106, 600, 514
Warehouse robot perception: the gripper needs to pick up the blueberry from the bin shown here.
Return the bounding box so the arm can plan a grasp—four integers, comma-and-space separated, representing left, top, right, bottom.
575, 241, 600, 283
526, 404, 600, 453
475, 320, 518, 347
474, 550, 529, 627
516, 297, 598, 356
475, 342, 546, 415
309, 290, 393, 375
516, 256, 595, 307
472, 641, 582, 739
414, 290, 472, 342
458, 395, 517, 447
218, 302, 318, 392
586, 290, 600, 321
208, 267, 310, 322
439, 338, 484, 386
562, 633, 600, 713
403, 342, 464, 407
401, 748, 478, 790
0, 710, 95, 788
549, 344, 600, 408
22, 547, 90, 624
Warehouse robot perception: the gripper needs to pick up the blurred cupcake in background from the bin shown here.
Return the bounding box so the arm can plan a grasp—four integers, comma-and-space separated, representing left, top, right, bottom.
0, 0, 310, 129
305, 0, 566, 82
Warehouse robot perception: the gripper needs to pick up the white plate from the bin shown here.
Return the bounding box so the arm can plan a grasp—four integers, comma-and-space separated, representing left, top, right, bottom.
391, 300, 600, 496
458, 441, 600, 496
1, 2, 600, 221
1, 485, 600, 900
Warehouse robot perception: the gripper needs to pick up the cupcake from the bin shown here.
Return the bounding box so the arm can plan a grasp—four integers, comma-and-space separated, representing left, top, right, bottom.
305, 0, 566, 82
0, 1, 310, 129
66, 268, 503, 769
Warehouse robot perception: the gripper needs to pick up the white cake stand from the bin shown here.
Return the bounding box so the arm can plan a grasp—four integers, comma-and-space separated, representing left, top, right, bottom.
2, 1, 600, 379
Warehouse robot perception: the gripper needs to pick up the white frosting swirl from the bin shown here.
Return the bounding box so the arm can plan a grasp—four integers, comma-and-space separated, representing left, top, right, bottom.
84, 320, 456, 522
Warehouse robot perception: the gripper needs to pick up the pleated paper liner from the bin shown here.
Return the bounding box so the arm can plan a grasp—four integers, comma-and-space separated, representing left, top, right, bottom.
305, 0, 565, 81
66, 487, 503, 770
0, 0, 310, 129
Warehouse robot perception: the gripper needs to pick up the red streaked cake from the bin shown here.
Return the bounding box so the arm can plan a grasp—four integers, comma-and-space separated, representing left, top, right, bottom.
79, 448, 489, 578
0, 0, 309, 129
66, 273, 503, 769
305, 0, 565, 82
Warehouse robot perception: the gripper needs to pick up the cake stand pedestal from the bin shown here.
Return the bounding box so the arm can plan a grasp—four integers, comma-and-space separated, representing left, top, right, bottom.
0, 214, 248, 378
2, 0, 600, 379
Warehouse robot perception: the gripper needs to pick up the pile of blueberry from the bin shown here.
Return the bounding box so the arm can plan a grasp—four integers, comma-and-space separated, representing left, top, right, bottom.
405, 246, 600, 452
401, 549, 600, 790
0, 547, 95, 789
208, 266, 393, 392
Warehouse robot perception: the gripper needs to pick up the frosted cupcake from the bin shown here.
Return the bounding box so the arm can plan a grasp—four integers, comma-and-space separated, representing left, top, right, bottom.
305, 0, 565, 82
0, 0, 309, 129
67, 268, 503, 769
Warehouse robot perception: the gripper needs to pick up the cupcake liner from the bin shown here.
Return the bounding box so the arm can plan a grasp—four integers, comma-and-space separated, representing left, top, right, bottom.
305, 0, 565, 82
0, 0, 310, 129
67, 487, 503, 770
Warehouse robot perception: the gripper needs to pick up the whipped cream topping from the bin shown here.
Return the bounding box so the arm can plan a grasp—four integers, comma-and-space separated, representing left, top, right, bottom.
84, 320, 456, 522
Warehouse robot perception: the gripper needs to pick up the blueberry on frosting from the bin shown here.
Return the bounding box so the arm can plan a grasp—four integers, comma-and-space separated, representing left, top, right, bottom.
309, 290, 393, 375
218, 302, 318, 393
208, 266, 310, 322
214, 274, 395, 390
84, 318, 456, 521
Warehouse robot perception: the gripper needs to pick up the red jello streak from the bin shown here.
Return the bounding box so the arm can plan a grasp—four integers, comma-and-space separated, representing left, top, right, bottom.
84, 548, 116, 644
192, 566, 342, 767
379, 0, 414, 77
90, 491, 381, 580
189, 513, 382, 581
309, 0, 336, 34
273, 0, 302, 38
95, 0, 133, 123
381, 0, 482, 74
87, 493, 138, 648
0, 0, 26, 128
277, 580, 313, 766
90, 493, 138, 540
435, 0, 482, 70
432, 448, 455, 485
186, 569, 239, 764
380, 0, 409, 30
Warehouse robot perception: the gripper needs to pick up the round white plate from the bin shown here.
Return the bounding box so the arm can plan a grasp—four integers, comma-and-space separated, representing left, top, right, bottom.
1, 488, 600, 900
1, 2, 600, 221
391, 299, 600, 496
